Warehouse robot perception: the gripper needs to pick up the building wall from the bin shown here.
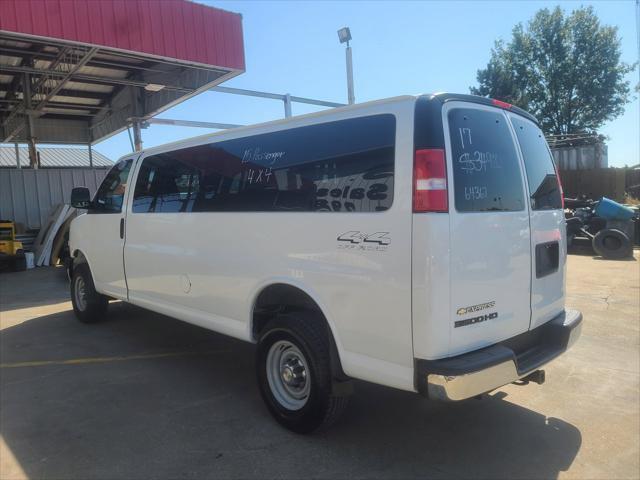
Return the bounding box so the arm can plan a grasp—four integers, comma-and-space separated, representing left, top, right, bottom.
0, 168, 108, 230
551, 143, 608, 170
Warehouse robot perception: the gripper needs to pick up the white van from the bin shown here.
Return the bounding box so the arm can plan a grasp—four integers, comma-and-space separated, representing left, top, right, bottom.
69, 93, 582, 433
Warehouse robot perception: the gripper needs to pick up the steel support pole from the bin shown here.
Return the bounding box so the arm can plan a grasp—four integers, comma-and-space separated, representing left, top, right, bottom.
22, 73, 38, 169
636, 0, 639, 89
132, 120, 143, 152
14, 142, 21, 169
88, 127, 94, 167
345, 45, 355, 105
284, 93, 292, 118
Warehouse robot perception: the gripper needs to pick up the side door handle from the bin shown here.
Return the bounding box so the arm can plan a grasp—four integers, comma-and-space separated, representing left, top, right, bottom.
119, 218, 125, 239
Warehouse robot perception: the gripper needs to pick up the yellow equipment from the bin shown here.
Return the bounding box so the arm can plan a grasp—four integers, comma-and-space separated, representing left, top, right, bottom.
0, 220, 25, 271
0, 220, 23, 255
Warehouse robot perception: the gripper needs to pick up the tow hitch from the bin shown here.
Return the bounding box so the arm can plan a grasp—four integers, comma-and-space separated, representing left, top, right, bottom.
513, 369, 546, 386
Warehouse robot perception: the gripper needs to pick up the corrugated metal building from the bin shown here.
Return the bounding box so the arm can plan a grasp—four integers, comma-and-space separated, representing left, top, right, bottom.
0, 146, 113, 168
0, 168, 109, 229
0, 147, 113, 229
551, 143, 609, 170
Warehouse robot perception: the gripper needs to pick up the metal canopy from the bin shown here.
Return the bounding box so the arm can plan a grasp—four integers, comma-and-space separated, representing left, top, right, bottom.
0, 0, 245, 166
0, 33, 240, 146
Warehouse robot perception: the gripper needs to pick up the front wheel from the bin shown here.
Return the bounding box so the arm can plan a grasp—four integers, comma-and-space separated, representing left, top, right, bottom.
256, 312, 349, 433
70, 262, 108, 323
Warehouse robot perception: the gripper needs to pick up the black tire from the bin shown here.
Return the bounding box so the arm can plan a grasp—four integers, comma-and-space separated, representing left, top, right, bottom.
592, 228, 632, 259
70, 262, 108, 323
9, 254, 26, 272
256, 312, 350, 433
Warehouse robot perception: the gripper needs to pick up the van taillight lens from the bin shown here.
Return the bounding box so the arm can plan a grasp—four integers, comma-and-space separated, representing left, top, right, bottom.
413, 149, 448, 212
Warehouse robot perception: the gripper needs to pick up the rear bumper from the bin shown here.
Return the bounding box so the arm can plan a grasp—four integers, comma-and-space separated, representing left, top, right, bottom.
415, 309, 583, 401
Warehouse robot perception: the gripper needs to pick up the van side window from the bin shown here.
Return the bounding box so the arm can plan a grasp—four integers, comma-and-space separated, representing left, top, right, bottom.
92, 159, 133, 213
511, 117, 563, 210
448, 108, 525, 212
132, 155, 200, 213
132, 114, 395, 213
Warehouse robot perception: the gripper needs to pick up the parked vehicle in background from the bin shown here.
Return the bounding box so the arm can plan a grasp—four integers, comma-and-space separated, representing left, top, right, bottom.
68, 93, 582, 433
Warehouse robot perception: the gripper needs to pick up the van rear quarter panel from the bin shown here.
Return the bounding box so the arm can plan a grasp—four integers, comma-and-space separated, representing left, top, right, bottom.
411, 214, 452, 359
123, 98, 417, 391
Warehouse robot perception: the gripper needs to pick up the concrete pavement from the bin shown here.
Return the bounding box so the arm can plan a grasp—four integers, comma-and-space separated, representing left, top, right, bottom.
1, 252, 638, 479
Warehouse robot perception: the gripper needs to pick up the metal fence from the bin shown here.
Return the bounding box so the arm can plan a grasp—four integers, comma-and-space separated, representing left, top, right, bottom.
0, 168, 108, 230
559, 168, 638, 203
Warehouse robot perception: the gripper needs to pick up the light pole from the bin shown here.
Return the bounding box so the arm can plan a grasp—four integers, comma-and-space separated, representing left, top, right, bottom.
636, 0, 639, 88
338, 27, 355, 105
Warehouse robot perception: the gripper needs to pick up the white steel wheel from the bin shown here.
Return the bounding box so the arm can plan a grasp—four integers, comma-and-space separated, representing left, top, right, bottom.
256, 313, 351, 433
74, 275, 88, 312
266, 340, 311, 411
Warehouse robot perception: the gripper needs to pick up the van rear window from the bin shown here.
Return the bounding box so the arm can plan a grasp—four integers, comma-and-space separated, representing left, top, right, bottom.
448, 108, 525, 212
511, 117, 562, 210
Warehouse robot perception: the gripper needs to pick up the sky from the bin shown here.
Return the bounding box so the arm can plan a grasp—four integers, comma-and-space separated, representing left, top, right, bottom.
87, 1, 640, 167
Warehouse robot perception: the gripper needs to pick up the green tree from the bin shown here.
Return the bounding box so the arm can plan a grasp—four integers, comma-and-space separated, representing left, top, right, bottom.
471, 6, 635, 135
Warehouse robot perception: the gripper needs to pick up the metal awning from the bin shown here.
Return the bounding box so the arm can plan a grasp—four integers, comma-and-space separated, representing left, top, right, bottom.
0, 0, 244, 149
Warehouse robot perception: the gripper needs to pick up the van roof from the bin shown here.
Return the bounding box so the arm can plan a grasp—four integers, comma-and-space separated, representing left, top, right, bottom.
122, 93, 538, 161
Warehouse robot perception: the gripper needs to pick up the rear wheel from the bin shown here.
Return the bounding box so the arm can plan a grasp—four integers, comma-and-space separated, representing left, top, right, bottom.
593, 229, 632, 259
70, 262, 108, 323
256, 312, 349, 433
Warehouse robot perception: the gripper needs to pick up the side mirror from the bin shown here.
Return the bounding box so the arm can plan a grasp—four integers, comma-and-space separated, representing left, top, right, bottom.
70, 187, 91, 209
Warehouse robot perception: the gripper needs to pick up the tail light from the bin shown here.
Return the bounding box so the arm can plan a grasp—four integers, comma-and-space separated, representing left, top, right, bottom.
413, 149, 448, 212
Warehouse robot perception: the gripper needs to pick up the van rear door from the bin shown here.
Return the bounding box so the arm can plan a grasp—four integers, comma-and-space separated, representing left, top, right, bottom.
508, 113, 565, 329
443, 102, 532, 355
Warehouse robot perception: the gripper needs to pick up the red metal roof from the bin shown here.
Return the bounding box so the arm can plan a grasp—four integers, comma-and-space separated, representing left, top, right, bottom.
0, 0, 244, 71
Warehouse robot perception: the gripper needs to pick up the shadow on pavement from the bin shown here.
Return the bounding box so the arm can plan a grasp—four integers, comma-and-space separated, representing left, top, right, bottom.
0, 266, 70, 311
1, 302, 581, 479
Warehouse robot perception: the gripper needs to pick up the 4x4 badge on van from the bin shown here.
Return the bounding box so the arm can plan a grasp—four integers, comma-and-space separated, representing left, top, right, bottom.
337, 231, 390, 252
456, 301, 496, 316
